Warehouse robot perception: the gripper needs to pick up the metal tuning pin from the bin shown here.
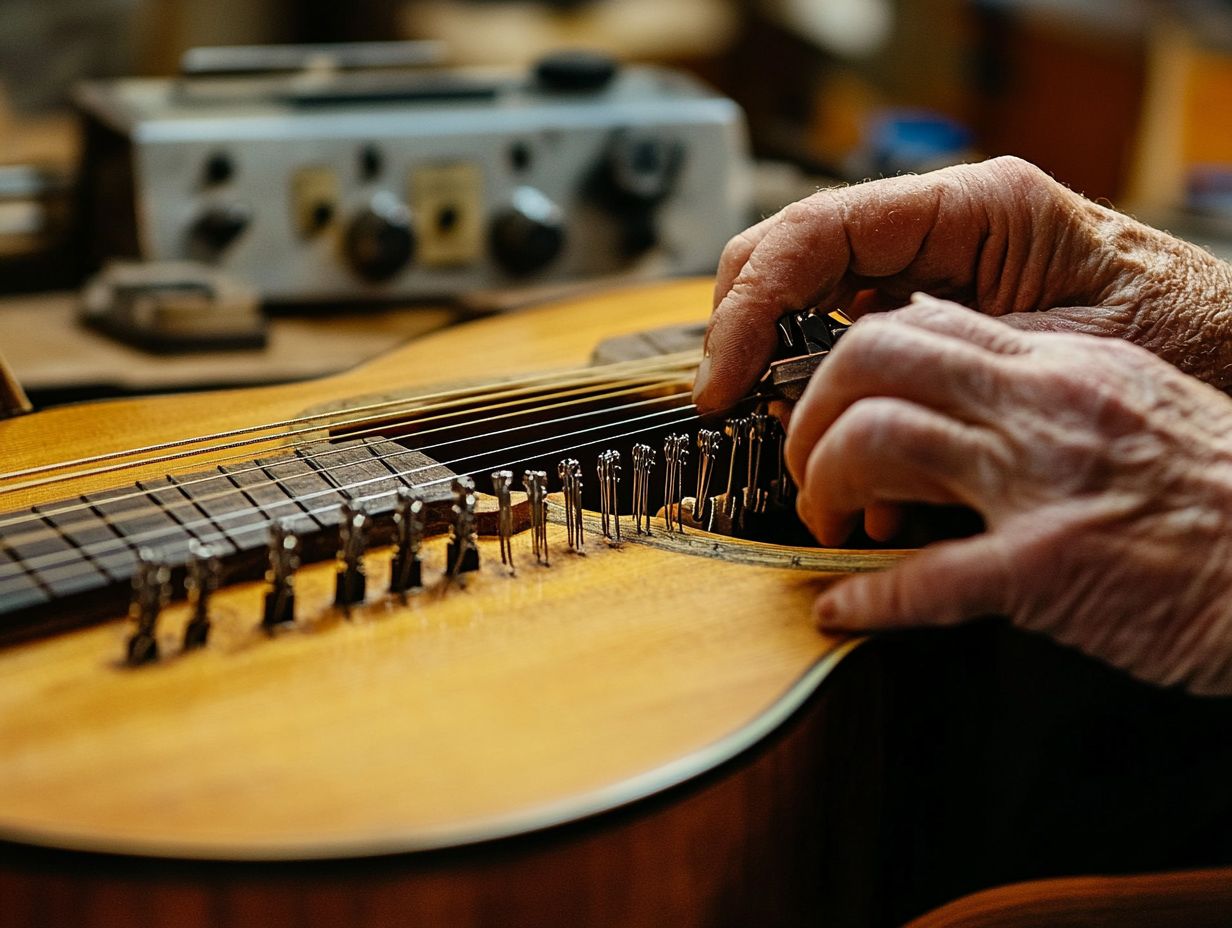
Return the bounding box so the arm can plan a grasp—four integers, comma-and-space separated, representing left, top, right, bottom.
491, 470, 516, 570
596, 450, 622, 543
262, 521, 300, 631
693, 429, 722, 524
721, 416, 749, 515
334, 500, 371, 613
522, 469, 549, 565
390, 487, 426, 597
126, 550, 170, 666
445, 476, 480, 578
630, 443, 655, 534
662, 433, 689, 533
767, 417, 793, 506
557, 458, 584, 551
743, 412, 770, 516
182, 542, 220, 650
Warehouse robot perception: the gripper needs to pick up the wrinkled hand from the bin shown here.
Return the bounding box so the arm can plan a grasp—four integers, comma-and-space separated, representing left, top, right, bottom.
694, 156, 1232, 413
792, 295, 1232, 696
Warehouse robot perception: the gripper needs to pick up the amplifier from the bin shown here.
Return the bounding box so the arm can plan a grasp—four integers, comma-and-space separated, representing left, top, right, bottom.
74, 48, 751, 303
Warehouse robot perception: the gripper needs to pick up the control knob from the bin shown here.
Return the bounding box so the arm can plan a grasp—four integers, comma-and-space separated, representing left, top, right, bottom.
345, 193, 416, 282
591, 131, 683, 257
489, 187, 565, 276
187, 203, 251, 258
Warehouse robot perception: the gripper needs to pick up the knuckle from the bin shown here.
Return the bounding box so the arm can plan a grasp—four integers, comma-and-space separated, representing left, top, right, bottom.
778, 198, 821, 230
718, 228, 757, 269
841, 397, 907, 455
983, 154, 1047, 189
784, 429, 811, 481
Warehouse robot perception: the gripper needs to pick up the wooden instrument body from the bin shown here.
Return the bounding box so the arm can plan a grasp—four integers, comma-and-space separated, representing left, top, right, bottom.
4, 280, 1232, 928
0, 279, 903, 926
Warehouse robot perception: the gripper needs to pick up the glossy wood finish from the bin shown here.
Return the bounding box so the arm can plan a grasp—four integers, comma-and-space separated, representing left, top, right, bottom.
0, 278, 904, 861
0, 642, 891, 928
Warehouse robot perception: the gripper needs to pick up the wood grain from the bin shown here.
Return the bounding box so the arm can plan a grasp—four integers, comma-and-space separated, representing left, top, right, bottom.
0, 278, 904, 859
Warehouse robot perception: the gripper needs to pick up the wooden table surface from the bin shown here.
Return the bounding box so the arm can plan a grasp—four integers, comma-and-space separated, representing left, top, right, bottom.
0, 291, 464, 398
0, 275, 659, 402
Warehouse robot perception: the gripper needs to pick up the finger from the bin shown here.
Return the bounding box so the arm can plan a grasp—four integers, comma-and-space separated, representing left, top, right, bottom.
712, 212, 781, 312
845, 288, 911, 319
785, 315, 1009, 484
813, 533, 1012, 630
864, 502, 904, 542
894, 293, 1030, 355
796, 397, 1000, 545
696, 162, 997, 412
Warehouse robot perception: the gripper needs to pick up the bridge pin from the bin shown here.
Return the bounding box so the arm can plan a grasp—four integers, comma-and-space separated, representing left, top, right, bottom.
557, 459, 584, 551
390, 488, 425, 597
491, 470, 516, 570
663, 434, 689, 533
630, 444, 655, 535
126, 549, 170, 666
261, 522, 300, 631
521, 470, 549, 565
596, 450, 621, 542
445, 477, 480, 578
182, 542, 220, 650
334, 501, 370, 613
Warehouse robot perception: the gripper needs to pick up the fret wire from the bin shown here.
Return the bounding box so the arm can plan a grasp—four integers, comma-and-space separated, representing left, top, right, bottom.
0, 401, 698, 590
0, 376, 688, 534
0, 352, 699, 492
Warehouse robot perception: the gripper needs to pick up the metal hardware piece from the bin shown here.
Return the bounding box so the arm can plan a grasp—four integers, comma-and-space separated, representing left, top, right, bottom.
721, 416, 749, 511
596, 450, 622, 542
522, 470, 549, 565
262, 521, 301, 630
663, 433, 689, 533
182, 542, 220, 650
126, 550, 171, 666
334, 500, 370, 612
630, 443, 655, 534
767, 416, 793, 505
557, 458, 585, 551
743, 412, 771, 516
389, 487, 426, 596
693, 429, 722, 524
445, 476, 480, 578
491, 470, 516, 569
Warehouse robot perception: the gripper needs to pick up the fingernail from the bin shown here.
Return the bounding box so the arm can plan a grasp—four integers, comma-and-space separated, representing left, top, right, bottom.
692, 355, 713, 405
814, 596, 840, 627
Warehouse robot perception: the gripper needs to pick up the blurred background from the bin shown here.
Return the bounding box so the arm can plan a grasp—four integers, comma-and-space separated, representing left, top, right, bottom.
1, 0, 1231, 405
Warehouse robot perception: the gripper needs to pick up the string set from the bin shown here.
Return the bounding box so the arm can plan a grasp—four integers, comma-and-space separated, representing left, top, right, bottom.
0, 353, 703, 599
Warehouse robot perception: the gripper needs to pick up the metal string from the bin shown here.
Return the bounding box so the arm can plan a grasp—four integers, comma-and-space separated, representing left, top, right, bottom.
0, 375, 688, 536
0, 388, 694, 579
0, 352, 699, 492
0, 400, 699, 591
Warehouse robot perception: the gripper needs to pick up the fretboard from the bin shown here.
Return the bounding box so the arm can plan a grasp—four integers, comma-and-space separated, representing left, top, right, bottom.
0, 437, 456, 642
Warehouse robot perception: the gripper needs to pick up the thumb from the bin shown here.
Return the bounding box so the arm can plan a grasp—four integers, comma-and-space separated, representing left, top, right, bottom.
814, 534, 1011, 631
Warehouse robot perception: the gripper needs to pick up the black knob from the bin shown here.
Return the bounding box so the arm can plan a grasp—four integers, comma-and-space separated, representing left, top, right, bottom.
595, 131, 683, 208
534, 50, 618, 92
591, 131, 683, 256
188, 203, 251, 257
490, 187, 565, 276
345, 193, 415, 282
202, 152, 235, 186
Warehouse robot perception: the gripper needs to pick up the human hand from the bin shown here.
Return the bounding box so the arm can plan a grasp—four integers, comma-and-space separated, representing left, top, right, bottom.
694, 156, 1232, 413
790, 295, 1232, 696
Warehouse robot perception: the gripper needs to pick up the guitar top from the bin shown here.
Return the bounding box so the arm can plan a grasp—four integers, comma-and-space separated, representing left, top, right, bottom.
0, 278, 903, 860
